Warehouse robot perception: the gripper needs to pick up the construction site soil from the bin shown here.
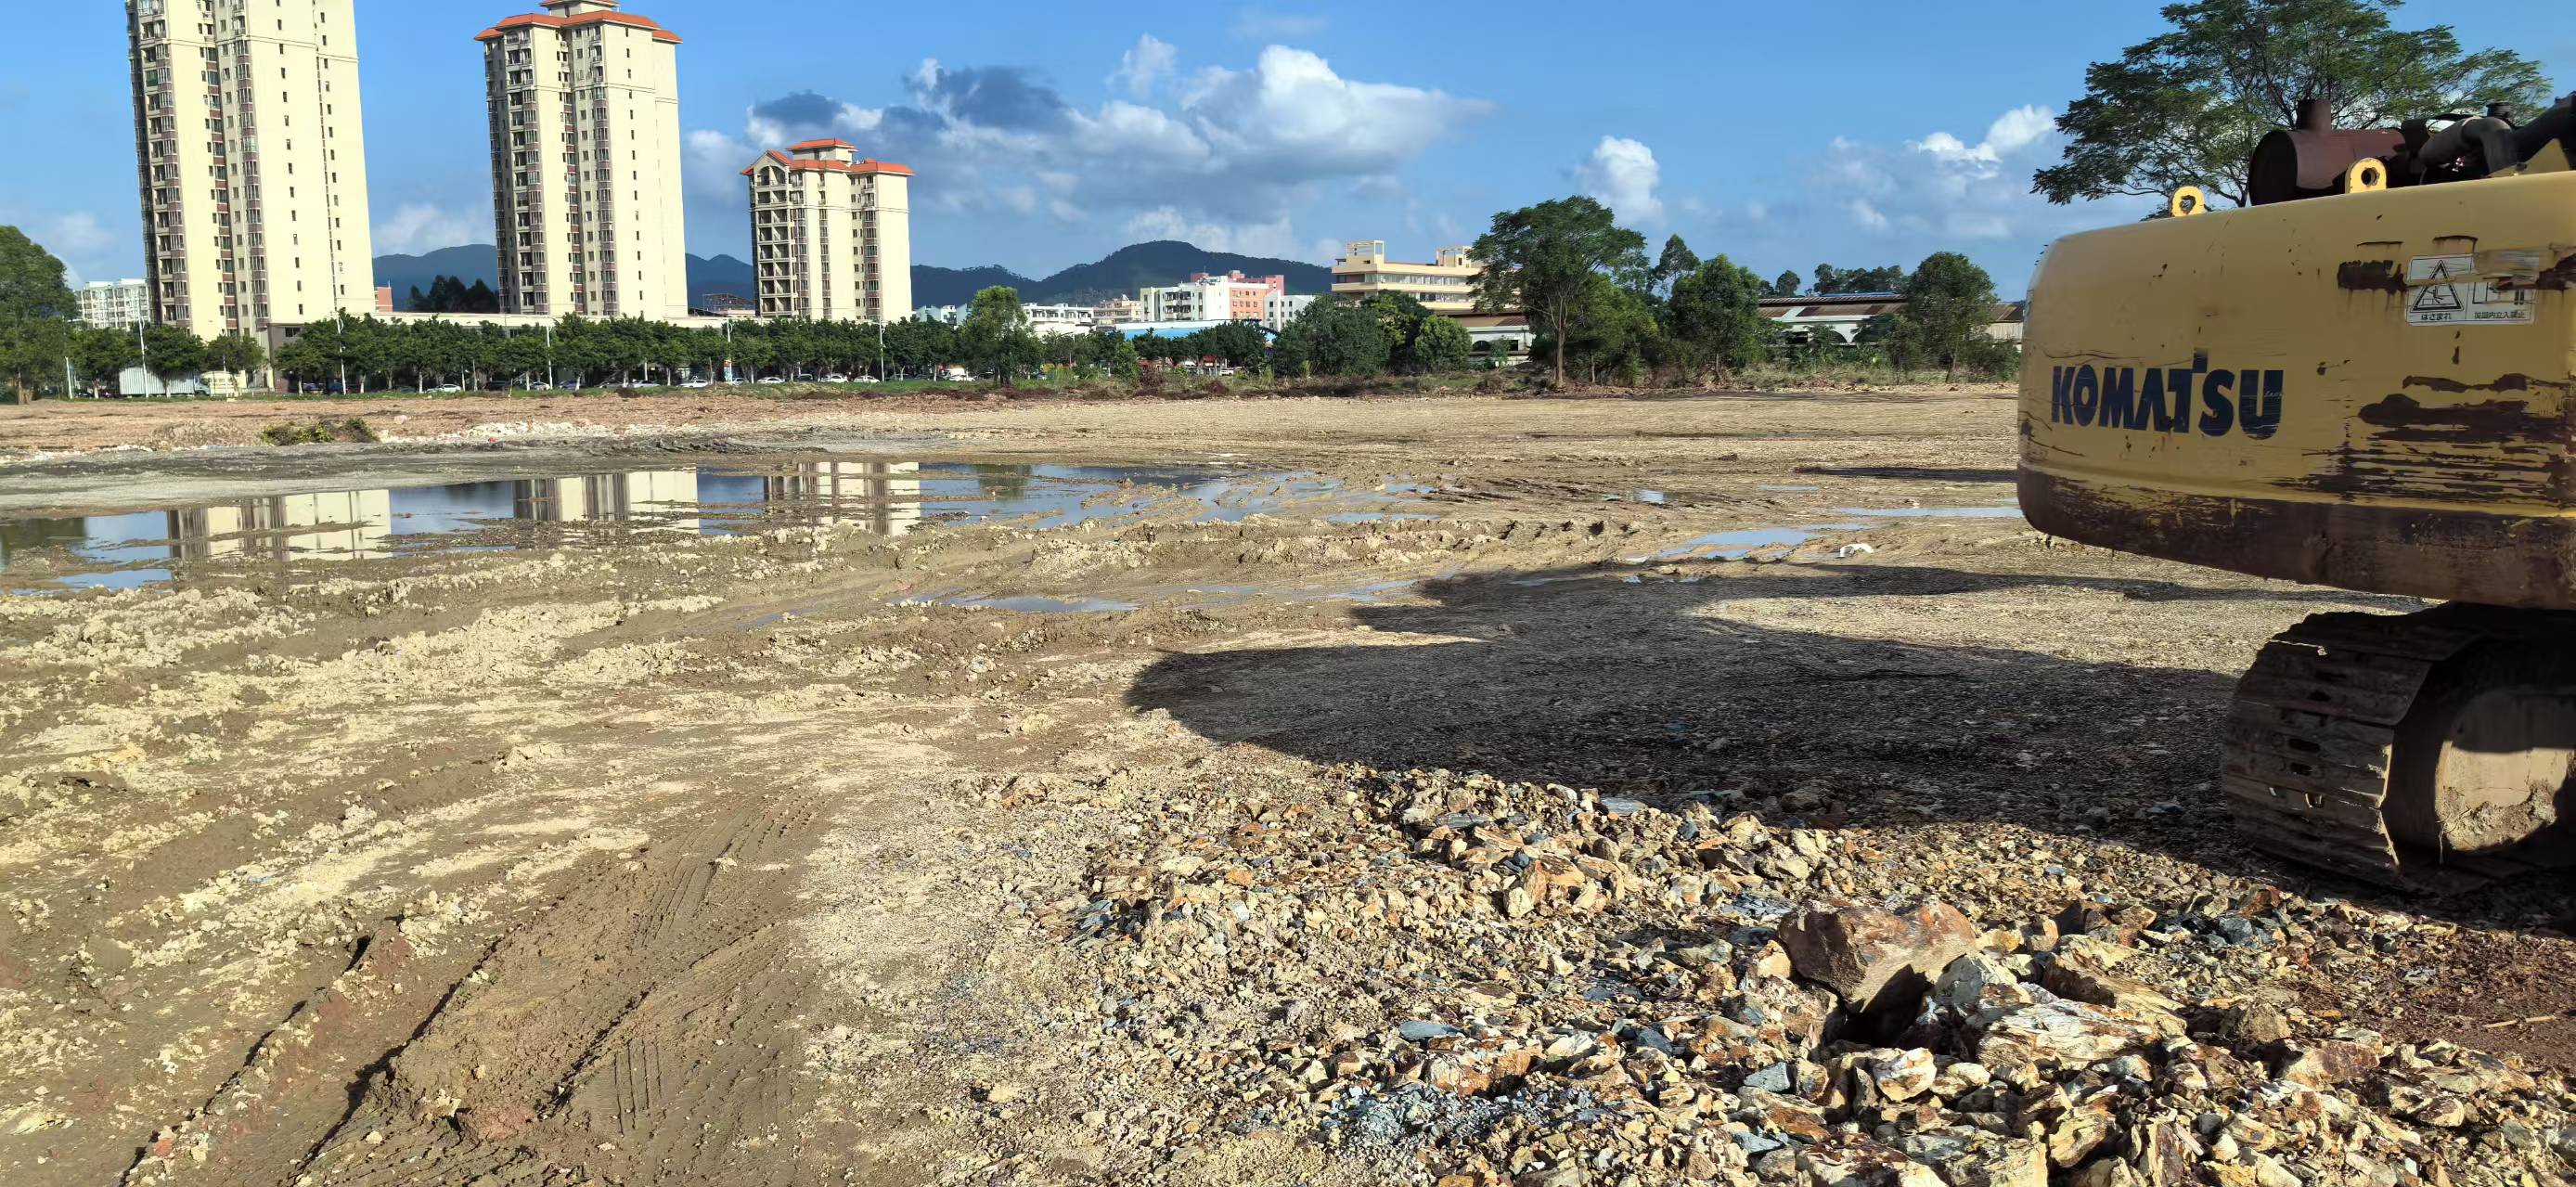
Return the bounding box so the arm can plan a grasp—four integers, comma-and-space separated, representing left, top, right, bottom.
3, 389, 2571, 1187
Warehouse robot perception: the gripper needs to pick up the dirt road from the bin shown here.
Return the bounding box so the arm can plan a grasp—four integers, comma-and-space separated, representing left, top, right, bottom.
3, 391, 2570, 1186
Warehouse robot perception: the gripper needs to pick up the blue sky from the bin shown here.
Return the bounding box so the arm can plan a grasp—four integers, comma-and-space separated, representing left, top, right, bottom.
6, 2, 2573, 293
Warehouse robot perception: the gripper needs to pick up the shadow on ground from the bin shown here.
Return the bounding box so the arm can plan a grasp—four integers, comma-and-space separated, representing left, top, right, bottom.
1128, 559, 2545, 913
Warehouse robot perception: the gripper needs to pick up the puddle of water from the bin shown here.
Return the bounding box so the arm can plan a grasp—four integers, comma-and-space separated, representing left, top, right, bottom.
931, 594, 1142, 614
2, 459, 1371, 591
1833, 506, 2023, 519
1630, 525, 1867, 562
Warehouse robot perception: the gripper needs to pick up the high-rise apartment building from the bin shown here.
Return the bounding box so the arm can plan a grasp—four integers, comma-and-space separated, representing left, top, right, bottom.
742, 140, 913, 323
477, 0, 689, 320
124, 0, 375, 335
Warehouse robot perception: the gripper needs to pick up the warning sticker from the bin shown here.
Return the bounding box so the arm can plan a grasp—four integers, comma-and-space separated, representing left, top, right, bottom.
2406, 254, 2533, 326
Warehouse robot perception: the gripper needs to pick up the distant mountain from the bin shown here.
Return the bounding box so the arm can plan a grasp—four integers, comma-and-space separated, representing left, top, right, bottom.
913, 264, 1037, 308
375, 246, 498, 308
686, 253, 753, 309
1022, 241, 1331, 305
376, 239, 1333, 314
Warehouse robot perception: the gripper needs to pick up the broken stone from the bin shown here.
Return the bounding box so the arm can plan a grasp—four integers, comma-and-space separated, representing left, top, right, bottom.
1867, 1048, 1938, 1102
1976, 1000, 2162, 1071
1778, 897, 1976, 1015
1933, 953, 2033, 1013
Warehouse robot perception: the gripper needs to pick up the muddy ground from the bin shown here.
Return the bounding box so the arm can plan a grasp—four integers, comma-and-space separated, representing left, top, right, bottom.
2, 390, 2570, 1186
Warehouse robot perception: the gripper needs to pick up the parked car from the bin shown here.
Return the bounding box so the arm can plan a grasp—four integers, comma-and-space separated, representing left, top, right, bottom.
755, 376, 786, 385
853, 374, 880, 383
524, 381, 553, 391
680, 380, 712, 389
820, 373, 850, 383
432, 383, 463, 393
630, 381, 660, 389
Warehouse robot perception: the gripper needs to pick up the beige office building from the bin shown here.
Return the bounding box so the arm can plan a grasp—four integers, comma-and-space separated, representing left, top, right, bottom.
1331, 240, 1481, 313
478, 0, 689, 320
742, 140, 913, 323
125, 0, 375, 335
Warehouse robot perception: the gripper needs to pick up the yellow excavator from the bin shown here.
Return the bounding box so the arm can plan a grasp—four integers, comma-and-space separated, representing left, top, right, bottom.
2019, 96, 2576, 890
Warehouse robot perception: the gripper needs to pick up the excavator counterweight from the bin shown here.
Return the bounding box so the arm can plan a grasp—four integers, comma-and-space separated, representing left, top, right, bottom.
2019, 96, 2576, 889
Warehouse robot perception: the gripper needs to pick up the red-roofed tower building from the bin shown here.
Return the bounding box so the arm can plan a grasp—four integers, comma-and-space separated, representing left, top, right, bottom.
477, 0, 689, 319
741, 141, 913, 323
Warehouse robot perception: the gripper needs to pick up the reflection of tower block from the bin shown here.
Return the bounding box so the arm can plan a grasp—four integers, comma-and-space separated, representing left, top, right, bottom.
515, 471, 701, 533
277, 490, 393, 560
169, 505, 251, 561
620, 471, 702, 534
169, 489, 391, 561
778, 461, 920, 535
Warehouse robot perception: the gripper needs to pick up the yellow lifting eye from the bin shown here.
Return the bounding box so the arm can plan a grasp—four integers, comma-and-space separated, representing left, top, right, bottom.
2169, 186, 2207, 217
2345, 159, 2389, 193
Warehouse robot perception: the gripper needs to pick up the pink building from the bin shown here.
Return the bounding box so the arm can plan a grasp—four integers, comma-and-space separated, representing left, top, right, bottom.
1190, 271, 1284, 321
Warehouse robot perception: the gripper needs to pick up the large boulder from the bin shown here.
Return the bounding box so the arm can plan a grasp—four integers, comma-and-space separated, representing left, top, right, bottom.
1778, 897, 1977, 1015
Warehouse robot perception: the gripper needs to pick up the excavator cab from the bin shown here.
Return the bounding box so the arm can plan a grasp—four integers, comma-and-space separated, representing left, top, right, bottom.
2018, 95, 2576, 889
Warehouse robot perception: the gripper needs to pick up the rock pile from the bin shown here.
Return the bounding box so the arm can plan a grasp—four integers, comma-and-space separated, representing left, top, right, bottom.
1018, 767, 2576, 1185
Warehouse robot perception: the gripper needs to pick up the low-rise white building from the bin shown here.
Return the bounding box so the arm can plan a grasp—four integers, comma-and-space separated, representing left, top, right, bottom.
1140, 271, 1282, 324
1263, 292, 1315, 331
77, 280, 151, 331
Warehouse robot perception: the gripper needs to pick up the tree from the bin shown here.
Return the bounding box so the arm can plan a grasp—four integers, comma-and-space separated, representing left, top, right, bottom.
1273, 297, 1388, 379
1545, 275, 1662, 385
1647, 235, 1701, 302
1813, 264, 1907, 295
1892, 252, 2002, 380
2035, 0, 2548, 210
1195, 321, 1269, 368
1471, 196, 1648, 387
1769, 270, 1803, 297
1107, 332, 1142, 381
1667, 255, 1769, 376
204, 330, 268, 393
72, 326, 139, 396
0, 226, 75, 403
1410, 315, 1473, 374
141, 323, 205, 385
958, 286, 1039, 384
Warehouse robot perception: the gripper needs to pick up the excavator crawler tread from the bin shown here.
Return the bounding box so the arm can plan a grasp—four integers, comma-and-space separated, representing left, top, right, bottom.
2221, 607, 2576, 891
2222, 612, 2459, 888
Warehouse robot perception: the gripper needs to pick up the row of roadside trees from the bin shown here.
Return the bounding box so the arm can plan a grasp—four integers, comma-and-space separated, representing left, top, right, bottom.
1462, 194, 2012, 387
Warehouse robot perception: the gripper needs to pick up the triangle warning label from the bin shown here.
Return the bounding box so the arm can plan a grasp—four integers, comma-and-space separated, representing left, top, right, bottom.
2413, 263, 2464, 313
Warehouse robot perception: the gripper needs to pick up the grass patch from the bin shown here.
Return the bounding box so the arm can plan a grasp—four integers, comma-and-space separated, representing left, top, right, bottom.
260, 417, 380, 445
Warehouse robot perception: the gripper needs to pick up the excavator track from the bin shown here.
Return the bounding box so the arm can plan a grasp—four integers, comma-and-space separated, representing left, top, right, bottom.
2222, 606, 2566, 892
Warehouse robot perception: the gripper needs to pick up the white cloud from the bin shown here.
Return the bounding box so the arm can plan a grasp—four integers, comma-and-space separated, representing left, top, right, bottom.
681, 45, 1490, 263
1180, 47, 1494, 180
1125, 207, 1298, 258
1231, 8, 1328, 40
1907, 104, 2056, 169
1575, 135, 1663, 226
1311, 237, 1346, 264
1847, 199, 1891, 232
373, 203, 478, 255
1110, 34, 1179, 98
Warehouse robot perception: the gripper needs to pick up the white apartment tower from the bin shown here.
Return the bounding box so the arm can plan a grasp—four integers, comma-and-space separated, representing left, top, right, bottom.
125, 0, 375, 335
478, 0, 689, 320
743, 140, 914, 323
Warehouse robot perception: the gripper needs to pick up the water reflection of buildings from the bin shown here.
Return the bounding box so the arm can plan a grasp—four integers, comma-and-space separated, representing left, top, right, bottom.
169, 490, 394, 561
762, 461, 921, 536
0, 461, 931, 582
514, 471, 704, 534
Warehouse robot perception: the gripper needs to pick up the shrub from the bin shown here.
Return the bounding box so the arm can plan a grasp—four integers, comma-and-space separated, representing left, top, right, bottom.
260, 417, 379, 446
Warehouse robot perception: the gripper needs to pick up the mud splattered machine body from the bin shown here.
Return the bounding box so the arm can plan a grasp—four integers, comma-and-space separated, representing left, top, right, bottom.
2018, 97, 2576, 888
